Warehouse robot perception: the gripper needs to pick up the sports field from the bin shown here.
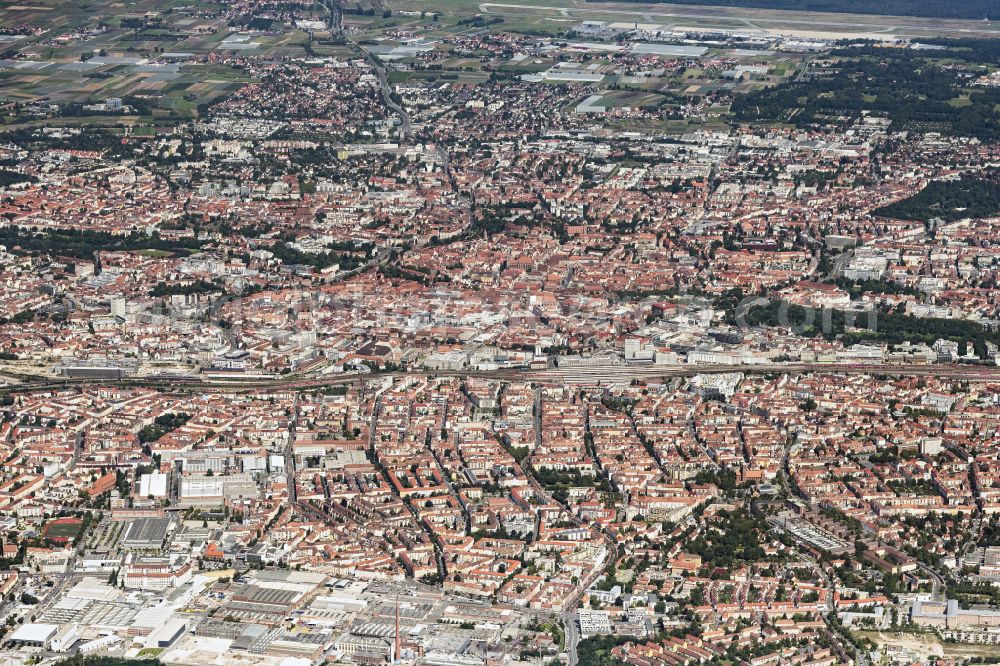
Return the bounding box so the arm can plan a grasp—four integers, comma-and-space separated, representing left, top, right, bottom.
43, 517, 83, 541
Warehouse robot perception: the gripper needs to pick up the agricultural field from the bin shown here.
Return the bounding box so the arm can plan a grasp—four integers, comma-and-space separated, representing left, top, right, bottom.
0, 0, 282, 122
0, 0, 889, 132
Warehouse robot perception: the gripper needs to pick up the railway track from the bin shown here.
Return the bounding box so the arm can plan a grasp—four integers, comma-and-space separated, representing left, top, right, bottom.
3, 361, 1000, 395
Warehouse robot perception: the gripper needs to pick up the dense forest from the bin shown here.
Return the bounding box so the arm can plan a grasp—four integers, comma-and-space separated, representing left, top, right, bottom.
744, 299, 999, 358
0, 226, 203, 259
683, 509, 768, 570
577, 635, 631, 666
138, 413, 191, 444
0, 128, 132, 156
54, 659, 161, 666
589, 0, 998, 20
149, 280, 219, 297
839, 39, 1000, 65
267, 240, 368, 271
0, 169, 37, 188
872, 175, 1000, 223
730, 49, 1000, 141
833, 277, 921, 298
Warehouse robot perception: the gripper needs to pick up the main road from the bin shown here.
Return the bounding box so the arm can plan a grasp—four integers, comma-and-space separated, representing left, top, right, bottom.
319, 0, 413, 139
